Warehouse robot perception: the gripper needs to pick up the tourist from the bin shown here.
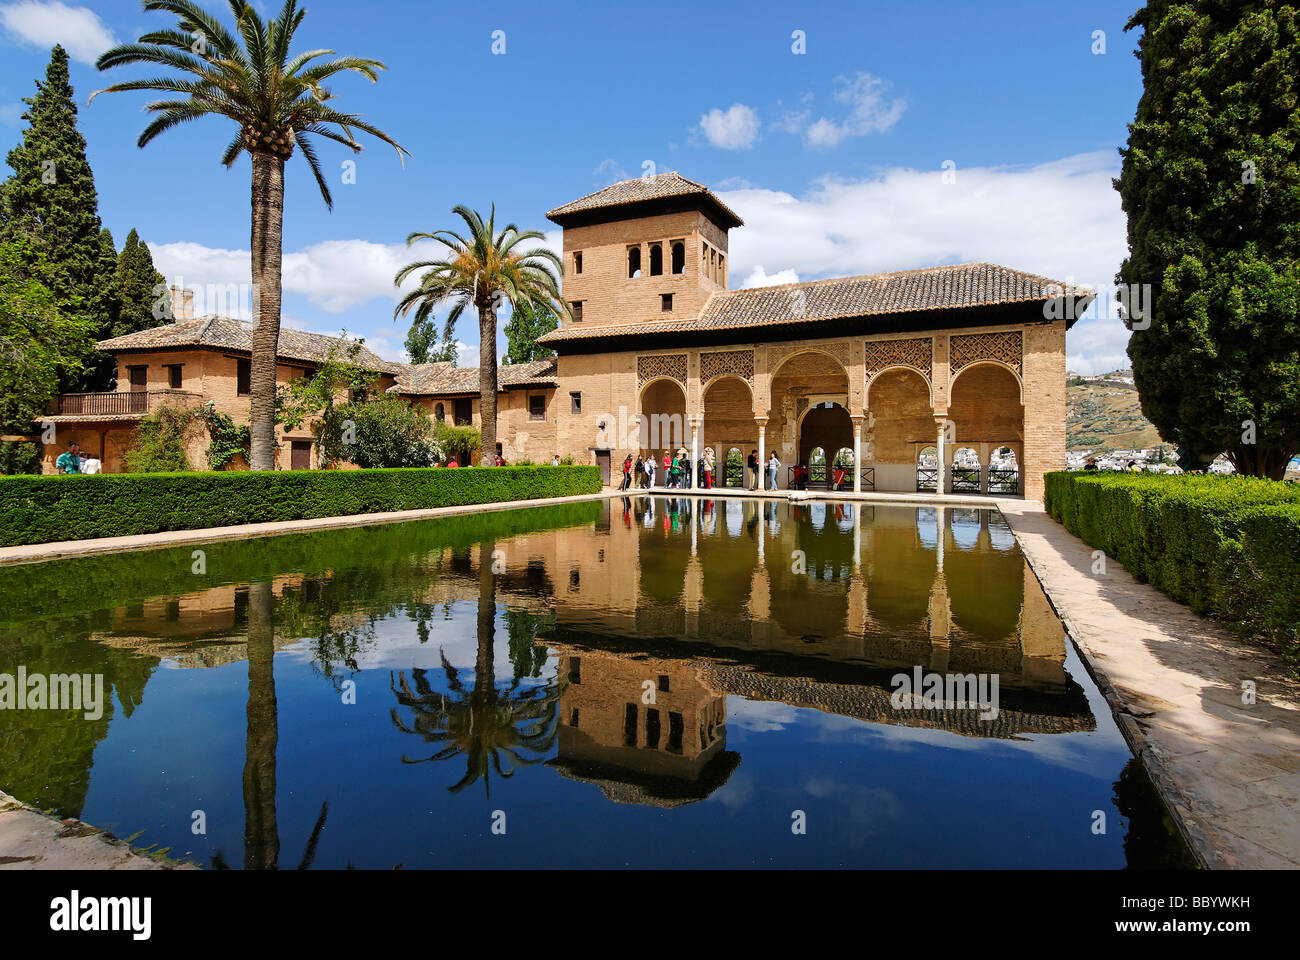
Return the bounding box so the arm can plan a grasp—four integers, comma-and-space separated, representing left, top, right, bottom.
634, 454, 644, 488
551, 454, 560, 466
767, 451, 781, 490
663, 451, 673, 488
1084, 457, 1099, 471
446, 457, 459, 468
669, 452, 681, 489
748, 449, 759, 489
56, 441, 82, 475
621, 454, 633, 490
645, 454, 656, 488
703, 448, 715, 488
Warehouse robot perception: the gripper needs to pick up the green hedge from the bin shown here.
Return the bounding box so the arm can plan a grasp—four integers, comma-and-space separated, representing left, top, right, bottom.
0, 465, 603, 546
1044, 471, 1300, 670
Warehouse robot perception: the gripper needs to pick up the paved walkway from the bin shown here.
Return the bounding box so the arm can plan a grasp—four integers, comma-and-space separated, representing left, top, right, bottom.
999, 500, 1300, 869
0, 790, 192, 870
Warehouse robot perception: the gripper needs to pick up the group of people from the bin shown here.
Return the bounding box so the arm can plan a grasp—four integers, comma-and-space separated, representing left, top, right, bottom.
620, 447, 785, 491
54, 441, 102, 475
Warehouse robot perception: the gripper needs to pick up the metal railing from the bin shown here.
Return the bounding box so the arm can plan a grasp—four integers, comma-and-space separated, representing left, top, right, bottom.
987, 468, 1019, 494
951, 467, 981, 493
48, 390, 202, 416
916, 467, 939, 492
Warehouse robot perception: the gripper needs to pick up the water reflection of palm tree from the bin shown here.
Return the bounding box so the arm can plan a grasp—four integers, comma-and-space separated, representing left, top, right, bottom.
212, 579, 328, 870
389, 542, 560, 795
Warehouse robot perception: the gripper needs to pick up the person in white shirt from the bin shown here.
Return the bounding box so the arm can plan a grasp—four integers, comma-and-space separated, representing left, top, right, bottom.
767, 452, 781, 490
80, 457, 102, 475
645, 454, 656, 488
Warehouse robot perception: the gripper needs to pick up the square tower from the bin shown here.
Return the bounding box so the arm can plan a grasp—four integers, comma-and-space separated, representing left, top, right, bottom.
546, 172, 744, 329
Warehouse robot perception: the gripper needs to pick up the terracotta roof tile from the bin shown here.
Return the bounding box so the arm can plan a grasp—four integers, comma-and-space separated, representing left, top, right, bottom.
96, 317, 396, 372
546, 171, 744, 227
538, 262, 1093, 344
386, 357, 557, 396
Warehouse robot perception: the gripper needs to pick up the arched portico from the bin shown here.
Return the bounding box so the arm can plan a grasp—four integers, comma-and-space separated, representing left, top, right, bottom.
765, 351, 850, 490
639, 377, 687, 457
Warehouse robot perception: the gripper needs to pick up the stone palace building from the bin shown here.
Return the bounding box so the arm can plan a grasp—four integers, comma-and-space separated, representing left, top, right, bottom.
39, 171, 1089, 499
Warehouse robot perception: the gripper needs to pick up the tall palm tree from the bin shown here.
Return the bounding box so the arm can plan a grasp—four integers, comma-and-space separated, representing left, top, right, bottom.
92, 0, 407, 470
394, 207, 567, 465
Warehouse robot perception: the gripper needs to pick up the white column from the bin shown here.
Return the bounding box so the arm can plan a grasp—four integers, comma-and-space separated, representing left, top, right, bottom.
852, 503, 861, 569
690, 417, 700, 489
757, 501, 765, 561
852, 416, 863, 494
936, 419, 946, 497
756, 418, 767, 491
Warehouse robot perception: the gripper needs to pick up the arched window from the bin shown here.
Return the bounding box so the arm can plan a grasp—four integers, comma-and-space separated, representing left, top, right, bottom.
809, 446, 827, 486
648, 243, 663, 276
627, 246, 641, 278
671, 241, 685, 275
434, 402, 445, 423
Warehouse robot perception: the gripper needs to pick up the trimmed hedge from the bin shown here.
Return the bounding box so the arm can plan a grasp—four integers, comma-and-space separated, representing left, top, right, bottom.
0, 465, 603, 546
1044, 471, 1300, 670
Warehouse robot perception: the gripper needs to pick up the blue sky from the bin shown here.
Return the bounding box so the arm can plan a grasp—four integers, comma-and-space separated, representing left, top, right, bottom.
1, 0, 1144, 372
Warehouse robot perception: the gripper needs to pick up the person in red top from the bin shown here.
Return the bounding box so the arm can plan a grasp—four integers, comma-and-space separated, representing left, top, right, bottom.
447, 459, 459, 468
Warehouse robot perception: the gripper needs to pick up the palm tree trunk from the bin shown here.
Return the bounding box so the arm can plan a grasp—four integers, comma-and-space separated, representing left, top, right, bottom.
243, 579, 280, 870
248, 152, 285, 471
478, 303, 498, 466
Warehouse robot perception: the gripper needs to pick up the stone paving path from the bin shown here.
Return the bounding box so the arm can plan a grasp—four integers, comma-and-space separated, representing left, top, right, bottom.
0, 790, 192, 870
999, 500, 1300, 869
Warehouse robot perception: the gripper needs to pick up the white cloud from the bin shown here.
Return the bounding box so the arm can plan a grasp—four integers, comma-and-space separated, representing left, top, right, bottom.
794, 72, 905, 149
742, 265, 800, 288
0, 1, 116, 65
714, 151, 1130, 374
697, 103, 760, 150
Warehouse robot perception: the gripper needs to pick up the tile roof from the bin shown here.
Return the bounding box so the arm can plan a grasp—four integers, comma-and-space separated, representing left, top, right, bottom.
386, 357, 557, 396
538, 262, 1094, 344
546, 171, 744, 227
96, 316, 396, 372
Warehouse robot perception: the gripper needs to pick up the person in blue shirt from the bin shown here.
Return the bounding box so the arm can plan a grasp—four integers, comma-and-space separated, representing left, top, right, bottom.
55, 441, 82, 474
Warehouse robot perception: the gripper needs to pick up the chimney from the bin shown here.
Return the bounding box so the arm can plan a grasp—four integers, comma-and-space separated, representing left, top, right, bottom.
170, 285, 195, 321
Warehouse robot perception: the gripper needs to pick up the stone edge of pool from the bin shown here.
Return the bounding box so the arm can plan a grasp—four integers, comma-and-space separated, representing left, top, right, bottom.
0, 789, 195, 870
998, 500, 1300, 871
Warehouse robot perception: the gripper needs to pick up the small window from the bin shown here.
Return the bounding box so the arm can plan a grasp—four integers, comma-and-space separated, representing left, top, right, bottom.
648, 242, 663, 276
165, 364, 183, 389
657, 674, 670, 692
434, 402, 445, 422
453, 397, 472, 425
661, 293, 673, 312
570, 391, 581, 415
718, 252, 726, 285
573, 251, 582, 274
236, 358, 251, 396
627, 246, 641, 278
570, 300, 583, 322
671, 241, 685, 275
709, 248, 717, 282
529, 394, 546, 420
128, 365, 147, 391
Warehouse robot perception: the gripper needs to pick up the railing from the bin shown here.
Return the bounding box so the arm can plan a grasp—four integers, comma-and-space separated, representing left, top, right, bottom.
859, 467, 875, 491
809, 460, 827, 486
951, 467, 981, 493
987, 468, 1019, 494
48, 390, 202, 416
917, 467, 939, 492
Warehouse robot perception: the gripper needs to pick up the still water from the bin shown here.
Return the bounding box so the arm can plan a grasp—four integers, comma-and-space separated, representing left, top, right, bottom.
0, 497, 1192, 868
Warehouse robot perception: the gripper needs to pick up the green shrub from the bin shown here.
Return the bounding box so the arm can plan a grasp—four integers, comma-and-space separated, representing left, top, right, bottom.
321, 394, 438, 468
1044, 471, 1300, 670
0, 465, 602, 546
123, 404, 201, 473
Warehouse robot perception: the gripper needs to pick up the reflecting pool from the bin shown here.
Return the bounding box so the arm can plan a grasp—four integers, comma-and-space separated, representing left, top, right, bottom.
0, 496, 1193, 868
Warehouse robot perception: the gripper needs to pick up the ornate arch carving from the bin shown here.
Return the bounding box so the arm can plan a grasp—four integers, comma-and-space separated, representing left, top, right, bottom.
637, 353, 688, 387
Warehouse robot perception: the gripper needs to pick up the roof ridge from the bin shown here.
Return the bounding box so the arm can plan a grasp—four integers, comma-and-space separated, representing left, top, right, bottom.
721, 261, 1093, 297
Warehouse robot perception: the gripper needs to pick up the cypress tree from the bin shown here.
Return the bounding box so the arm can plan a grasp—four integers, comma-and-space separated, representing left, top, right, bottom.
0, 46, 110, 324
1117, 1, 1300, 478
113, 228, 166, 338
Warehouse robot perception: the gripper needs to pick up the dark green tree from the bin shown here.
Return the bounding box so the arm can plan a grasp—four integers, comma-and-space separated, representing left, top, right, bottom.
1116, 1, 1300, 478
0, 45, 114, 389
405, 320, 457, 365
113, 229, 168, 337
503, 300, 557, 365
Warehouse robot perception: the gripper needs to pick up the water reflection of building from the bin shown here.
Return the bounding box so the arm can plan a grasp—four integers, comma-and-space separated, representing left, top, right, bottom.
545, 646, 739, 807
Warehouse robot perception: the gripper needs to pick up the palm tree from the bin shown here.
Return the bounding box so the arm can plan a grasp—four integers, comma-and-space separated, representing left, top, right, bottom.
92, 0, 407, 470
394, 207, 567, 465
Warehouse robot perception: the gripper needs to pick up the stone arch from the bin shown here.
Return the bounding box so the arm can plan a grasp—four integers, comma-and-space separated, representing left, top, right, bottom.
701, 376, 754, 470
865, 367, 935, 493
866, 365, 933, 407
949, 359, 1024, 404
768, 351, 850, 484
639, 377, 687, 454
948, 362, 1025, 448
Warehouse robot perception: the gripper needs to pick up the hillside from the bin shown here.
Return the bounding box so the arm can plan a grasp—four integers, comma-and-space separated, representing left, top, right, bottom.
1066, 371, 1164, 452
